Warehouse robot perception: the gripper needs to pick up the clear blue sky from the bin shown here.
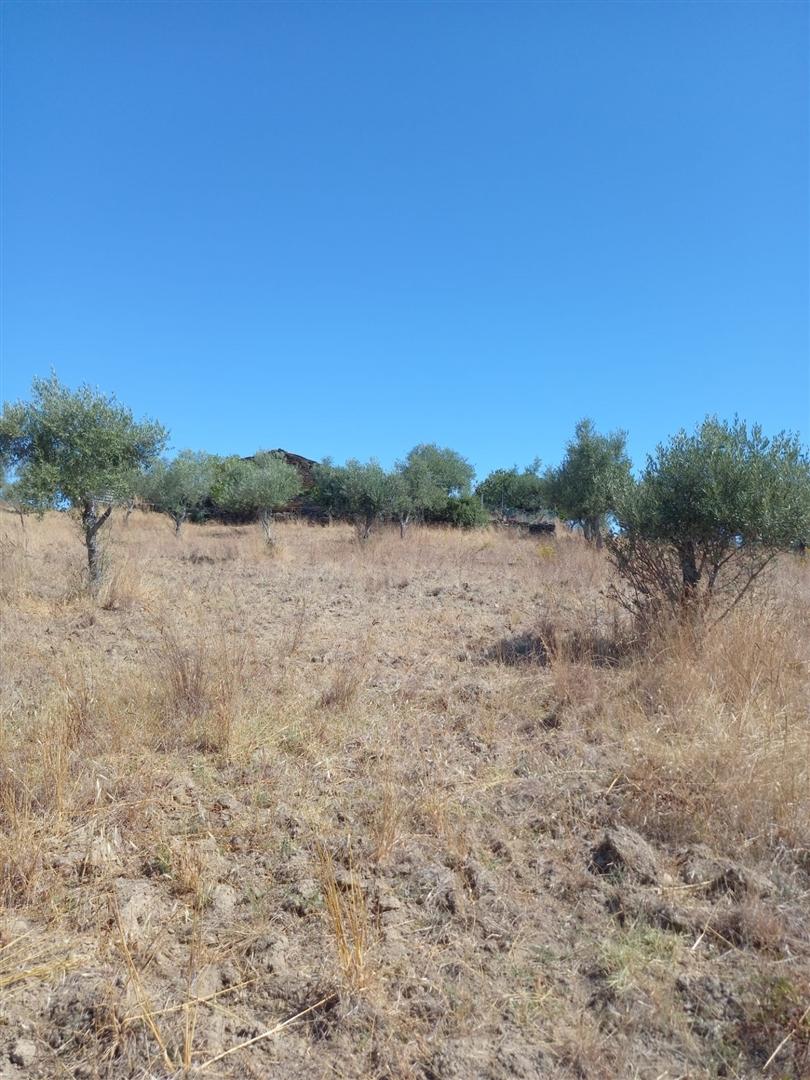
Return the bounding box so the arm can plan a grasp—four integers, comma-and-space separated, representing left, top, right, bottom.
2, 0, 808, 478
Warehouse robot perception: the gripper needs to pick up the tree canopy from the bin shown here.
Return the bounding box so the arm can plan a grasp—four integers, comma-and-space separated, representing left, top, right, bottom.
318, 459, 393, 538
544, 419, 632, 544
476, 461, 546, 516
400, 444, 474, 501
610, 416, 810, 618
0, 375, 167, 583
313, 447, 485, 537
141, 450, 218, 534
0, 374, 167, 512
212, 452, 302, 542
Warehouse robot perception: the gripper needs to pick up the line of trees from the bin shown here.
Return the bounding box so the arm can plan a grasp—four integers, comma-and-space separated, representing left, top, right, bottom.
137, 443, 486, 542
313, 444, 486, 539
1, 376, 808, 622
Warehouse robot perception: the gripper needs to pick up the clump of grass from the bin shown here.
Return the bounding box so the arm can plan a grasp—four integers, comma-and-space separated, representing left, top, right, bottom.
98, 557, 152, 611
598, 924, 679, 995
0, 782, 46, 906
54, 660, 100, 747
318, 659, 364, 711
168, 842, 213, 911
316, 843, 370, 992
369, 779, 405, 864
152, 620, 250, 756
607, 600, 810, 859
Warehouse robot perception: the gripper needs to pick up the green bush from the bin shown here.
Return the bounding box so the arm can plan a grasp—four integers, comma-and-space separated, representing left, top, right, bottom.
609, 416, 810, 621
433, 495, 490, 529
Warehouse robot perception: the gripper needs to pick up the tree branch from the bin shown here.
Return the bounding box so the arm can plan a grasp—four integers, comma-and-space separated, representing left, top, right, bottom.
88, 505, 113, 537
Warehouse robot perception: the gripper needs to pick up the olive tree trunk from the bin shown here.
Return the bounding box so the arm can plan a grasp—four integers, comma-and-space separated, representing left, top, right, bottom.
259, 509, 275, 546
583, 515, 603, 547
81, 499, 112, 589
678, 540, 701, 596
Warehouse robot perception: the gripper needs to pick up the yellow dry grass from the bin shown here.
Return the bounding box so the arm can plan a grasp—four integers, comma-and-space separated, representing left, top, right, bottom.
1, 508, 808, 1078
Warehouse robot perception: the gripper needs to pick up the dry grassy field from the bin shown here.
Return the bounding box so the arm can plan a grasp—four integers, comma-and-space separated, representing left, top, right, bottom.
1, 511, 809, 1079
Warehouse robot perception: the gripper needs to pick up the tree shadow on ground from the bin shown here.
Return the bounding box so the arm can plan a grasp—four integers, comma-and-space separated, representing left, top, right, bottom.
484, 632, 550, 667
485, 622, 633, 668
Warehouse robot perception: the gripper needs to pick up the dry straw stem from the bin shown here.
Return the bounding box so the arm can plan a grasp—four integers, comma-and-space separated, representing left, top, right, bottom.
181, 907, 204, 1071
0, 930, 75, 991
763, 1002, 810, 1072
122, 978, 256, 1025
370, 778, 405, 864
192, 992, 338, 1072
316, 841, 370, 991
110, 897, 175, 1073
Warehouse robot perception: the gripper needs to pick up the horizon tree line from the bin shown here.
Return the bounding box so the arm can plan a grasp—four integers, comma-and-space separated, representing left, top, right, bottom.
1, 375, 808, 623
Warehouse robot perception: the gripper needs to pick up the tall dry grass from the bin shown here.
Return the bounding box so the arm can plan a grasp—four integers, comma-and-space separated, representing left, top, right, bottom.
2, 509, 807, 862
607, 594, 810, 861
1, 507, 809, 1076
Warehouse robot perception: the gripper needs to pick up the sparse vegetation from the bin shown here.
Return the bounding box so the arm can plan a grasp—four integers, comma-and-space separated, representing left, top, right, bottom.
1, 508, 808, 1078
2, 377, 809, 1076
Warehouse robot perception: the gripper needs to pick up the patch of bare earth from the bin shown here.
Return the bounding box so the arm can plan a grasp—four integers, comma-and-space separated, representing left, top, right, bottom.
1, 511, 808, 1078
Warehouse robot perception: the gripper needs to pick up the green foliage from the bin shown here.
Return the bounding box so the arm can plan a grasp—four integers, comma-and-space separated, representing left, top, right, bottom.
610, 417, 810, 618
0, 374, 167, 584
310, 459, 345, 520
400, 444, 474, 501
313, 447, 480, 536
388, 444, 477, 530
441, 494, 490, 529
476, 460, 546, 516
142, 451, 219, 534
339, 459, 392, 526
0, 374, 167, 512
313, 459, 393, 537
212, 452, 301, 540
386, 469, 417, 530
0, 472, 42, 522
544, 419, 632, 543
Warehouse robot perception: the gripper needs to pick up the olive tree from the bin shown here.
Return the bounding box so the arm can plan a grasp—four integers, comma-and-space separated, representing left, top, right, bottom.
476, 460, 546, 518
311, 459, 395, 538
212, 451, 301, 544
394, 444, 477, 532
337, 459, 393, 539
609, 417, 810, 620
142, 450, 218, 535
0, 375, 166, 587
544, 419, 632, 546
389, 451, 446, 535
311, 459, 346, 524
442, 494, 490, 528
401, 444, 474, 499
386, 469, 417, 538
